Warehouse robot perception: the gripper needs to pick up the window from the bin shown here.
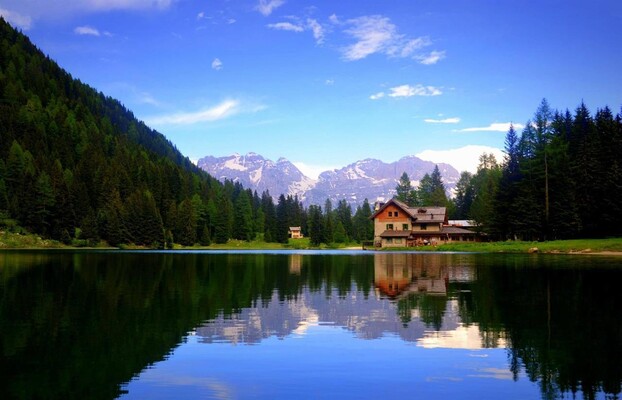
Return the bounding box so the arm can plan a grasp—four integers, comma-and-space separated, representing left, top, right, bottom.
386, 238, 393, 244
386, 224, 394, 230
394, 211, 399, 217
421, 224, 427, 230
402, 224, 409, 231
388, 211, 393, 217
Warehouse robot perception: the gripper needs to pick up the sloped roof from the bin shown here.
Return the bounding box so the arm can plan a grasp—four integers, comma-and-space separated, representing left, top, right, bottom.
378, 230, 412, 238
441, 226, 477, 235
370, 198, 446, 223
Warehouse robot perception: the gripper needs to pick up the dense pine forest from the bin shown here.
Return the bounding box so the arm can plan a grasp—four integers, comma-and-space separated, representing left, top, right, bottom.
0, 18, 374, 247
396, 99, 622, 241
460, 99, 622, 240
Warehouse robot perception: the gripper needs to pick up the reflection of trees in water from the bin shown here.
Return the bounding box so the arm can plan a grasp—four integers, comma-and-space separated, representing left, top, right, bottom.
460, 255, 622, 399
0, 252, 620, 399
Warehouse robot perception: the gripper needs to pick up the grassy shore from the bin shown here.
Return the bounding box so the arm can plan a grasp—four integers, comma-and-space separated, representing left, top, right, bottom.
388, 237, 622, 254
3, 229, 622, 254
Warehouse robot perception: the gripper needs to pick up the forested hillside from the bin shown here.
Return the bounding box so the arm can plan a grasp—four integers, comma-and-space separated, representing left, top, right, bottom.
451, 99, 622, 240
0, 19, 374, 247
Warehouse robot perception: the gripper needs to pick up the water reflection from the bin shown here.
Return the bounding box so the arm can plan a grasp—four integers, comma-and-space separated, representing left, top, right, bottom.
0, 251, 620, 399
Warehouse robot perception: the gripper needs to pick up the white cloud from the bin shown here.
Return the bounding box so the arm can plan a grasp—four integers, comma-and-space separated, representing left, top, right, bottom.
342, 15, 435, 62
458, 122, 524, 132
369, 92, 385, 100
424, 117, 460, 124
342, 15, 396, 61
74, 25, 101, 36
307, 18, 324, 45
397, 37, 432, 57
227, 18, 236, 24
416, 50, 446, 65
416, 145, 505, 173
388, 84, 442, 97
0, 8, 33, 30
1, 0, 173, 20
256, 0, 285, 16
325, 79, 334, 85
197, 11, 205, 20
211, 58, 223, 71
136, 91, 160, 107
267, 21, 303, 32
82, 0, 173, 11
146, 100, 241, 125
328, 14, 340, 25
292, 162, 334, 180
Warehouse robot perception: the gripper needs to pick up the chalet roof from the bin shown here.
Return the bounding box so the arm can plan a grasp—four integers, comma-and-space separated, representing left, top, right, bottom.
370, 198, 447, 223
441, 226, 477, 235
289, 226, 301, 231
378, 230, 412, 238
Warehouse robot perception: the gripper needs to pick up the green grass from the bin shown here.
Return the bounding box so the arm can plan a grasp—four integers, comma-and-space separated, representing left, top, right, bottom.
0, 230, 65, 249
177, 237, 361, 250
386, 238, 622, 254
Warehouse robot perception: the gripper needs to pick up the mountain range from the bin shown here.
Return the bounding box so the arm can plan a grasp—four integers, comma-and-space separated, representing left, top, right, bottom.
197, 153, 460, 207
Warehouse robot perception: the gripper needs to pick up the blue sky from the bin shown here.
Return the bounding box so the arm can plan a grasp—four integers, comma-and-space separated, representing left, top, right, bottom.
2, 0, 621, 176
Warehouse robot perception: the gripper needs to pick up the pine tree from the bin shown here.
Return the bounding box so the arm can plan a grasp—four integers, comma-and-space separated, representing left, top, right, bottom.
453, 171, 474, 220
275, 194, 289, 243
233, 190, 254, 241
213, 192, 232, 244
307, 205, 323, 246
323, 199, 334, 244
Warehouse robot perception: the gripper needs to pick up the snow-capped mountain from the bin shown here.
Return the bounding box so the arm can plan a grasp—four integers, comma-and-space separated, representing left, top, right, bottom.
197, 153, 460, 206
304, 156, 459, 206
197, 153, 316, 200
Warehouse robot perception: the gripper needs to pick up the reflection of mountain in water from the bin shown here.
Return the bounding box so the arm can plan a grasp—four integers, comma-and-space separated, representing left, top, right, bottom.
196, 253, 477, 346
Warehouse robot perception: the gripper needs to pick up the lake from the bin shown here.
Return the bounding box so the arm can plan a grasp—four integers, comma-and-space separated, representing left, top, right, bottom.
0, 250, 620, 399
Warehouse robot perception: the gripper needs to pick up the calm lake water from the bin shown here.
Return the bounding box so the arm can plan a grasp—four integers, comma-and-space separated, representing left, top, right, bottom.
0, 250, 620, 399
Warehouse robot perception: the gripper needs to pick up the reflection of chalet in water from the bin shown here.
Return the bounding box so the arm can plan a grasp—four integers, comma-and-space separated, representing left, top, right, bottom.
370, 198, 479, 248
374, 253, 448, 298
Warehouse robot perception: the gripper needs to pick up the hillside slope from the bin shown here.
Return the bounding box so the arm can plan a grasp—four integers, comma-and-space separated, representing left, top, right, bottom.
0, 18, 221, 246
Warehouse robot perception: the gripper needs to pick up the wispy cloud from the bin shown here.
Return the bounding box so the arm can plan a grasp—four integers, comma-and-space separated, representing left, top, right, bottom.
267, 18, 325, 45
146, 100, 242, 125
369, 92, 385, 100
137, 92, 161, 107
416, 50, 446, 65
424, 117, 460, 124
307, 18, 324, 44
372, 84, 442, 100
0, 8, 32, 30
416, 145, 505, 173
211, 58, 223, 71
341, 15, 435, 62
1, 0, 173, 21
389, 84, 441, 97
74, 25, 110, 36
256, 0, 285, 16
86, 0, 173, 11
196, 11, 205, 20
267, 21, 303, 32
458, 122, 524, 132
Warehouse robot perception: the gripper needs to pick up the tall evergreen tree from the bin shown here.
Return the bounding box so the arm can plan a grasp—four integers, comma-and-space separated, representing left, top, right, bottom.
233, 190, 254, 241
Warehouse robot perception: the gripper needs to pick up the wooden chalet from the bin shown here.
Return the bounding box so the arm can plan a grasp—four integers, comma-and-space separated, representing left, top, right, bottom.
288, 226, 303, 239
370, 198, 479, 248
